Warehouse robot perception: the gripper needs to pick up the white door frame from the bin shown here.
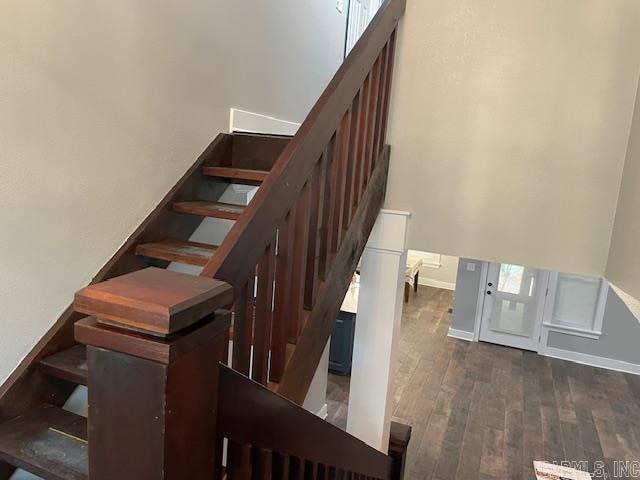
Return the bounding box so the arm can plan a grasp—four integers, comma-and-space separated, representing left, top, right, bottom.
478, 262, 550, 351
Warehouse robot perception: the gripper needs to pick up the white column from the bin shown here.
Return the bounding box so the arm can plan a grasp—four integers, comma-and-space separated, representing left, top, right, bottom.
346, 209, 409, 452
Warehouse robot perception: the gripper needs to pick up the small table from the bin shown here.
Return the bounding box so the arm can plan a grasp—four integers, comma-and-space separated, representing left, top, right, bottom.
404, 257, 423, 303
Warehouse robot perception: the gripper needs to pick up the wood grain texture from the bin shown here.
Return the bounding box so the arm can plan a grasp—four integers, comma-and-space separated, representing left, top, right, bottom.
0, 132, 235, 425
229, 133, 291, 171
74, 267, 233, 336
200, 0, 406, 284
86, 316, 229, 480
75, 312, 231, 365
218, 365, 393, 479
276, 147, 390, 404
173, 200, 245, 221
39, 345, 88, 386
327, 286, 640, 480
135, 238, 218, 267
0, 404, 87, 480
202, 166, 269, 183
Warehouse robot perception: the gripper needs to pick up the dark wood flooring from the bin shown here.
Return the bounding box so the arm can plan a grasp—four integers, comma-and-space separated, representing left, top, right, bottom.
327, 286, 640, 480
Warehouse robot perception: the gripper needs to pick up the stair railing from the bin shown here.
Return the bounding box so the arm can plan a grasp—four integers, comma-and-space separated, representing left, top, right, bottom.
200, 0, 406, 401
218, 365, 397, 480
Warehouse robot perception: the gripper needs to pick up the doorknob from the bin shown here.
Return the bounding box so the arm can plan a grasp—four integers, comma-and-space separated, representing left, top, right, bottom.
486, 291, 492, 295
488, 282, 493, 287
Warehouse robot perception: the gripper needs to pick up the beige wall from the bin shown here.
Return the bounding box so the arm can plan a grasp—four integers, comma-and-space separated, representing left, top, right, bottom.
0, 1, 346, 384
606, 76, 640, 300
419, 254, 459, 290
386, 0, 640, 276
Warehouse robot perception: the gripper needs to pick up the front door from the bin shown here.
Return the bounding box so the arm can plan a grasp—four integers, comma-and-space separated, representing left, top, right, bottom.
479, 263, 548, 351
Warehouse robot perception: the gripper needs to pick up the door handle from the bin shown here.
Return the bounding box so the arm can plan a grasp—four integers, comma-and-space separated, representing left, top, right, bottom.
486, 291, 492, 295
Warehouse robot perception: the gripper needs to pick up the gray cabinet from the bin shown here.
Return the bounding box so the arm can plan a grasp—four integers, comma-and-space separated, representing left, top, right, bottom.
329, 310, 356, 375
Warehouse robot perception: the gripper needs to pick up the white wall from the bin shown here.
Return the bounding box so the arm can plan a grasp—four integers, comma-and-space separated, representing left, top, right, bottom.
606, 76, 640, 301
386, 0, 640, 277
420, 254, 459, 290
0, 1, 346, 384
303, 344, 330, 418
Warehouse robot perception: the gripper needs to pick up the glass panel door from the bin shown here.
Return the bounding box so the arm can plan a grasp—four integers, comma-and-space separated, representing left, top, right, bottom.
479, 263, 548, 351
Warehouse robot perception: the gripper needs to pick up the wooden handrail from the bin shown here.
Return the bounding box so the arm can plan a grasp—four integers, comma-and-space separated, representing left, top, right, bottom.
200, 0, 404, 284
198, 0, 406, 395
218, 365, 394, 479
191, 0, 407, 411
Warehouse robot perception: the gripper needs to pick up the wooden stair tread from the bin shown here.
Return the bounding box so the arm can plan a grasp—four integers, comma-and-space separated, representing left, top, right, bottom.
39, 345, 87, 386
202, 166, 269, 182
0, 404, 87, 480
135, 238, 218, 266
173, 201, 245, 220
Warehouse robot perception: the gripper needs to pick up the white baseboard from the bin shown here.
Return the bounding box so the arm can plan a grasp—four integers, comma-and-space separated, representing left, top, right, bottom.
316, 403, 328, 420
419, 277, 456, 291
447, 328, 475, 342
543, 346, 640, 375
230, 108, 300, 136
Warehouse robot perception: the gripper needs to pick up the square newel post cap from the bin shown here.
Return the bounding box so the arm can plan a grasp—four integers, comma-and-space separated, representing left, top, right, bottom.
74, 267, 233, 336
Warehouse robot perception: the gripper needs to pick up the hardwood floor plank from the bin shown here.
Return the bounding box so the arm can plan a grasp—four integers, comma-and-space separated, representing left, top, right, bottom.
454, 381, 485, 480
479, 428, 505, 479
504, 409, 524, 480
325, 285, 640, 480
432, 378, 474, 480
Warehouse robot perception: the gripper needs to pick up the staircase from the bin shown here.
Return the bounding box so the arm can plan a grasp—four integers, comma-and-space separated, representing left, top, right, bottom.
0, 0, 408, 478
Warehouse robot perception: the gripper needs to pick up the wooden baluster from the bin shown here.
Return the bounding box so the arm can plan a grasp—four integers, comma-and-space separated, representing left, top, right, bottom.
289, 457, 304, 480
317, 138, 336, 281
373, 43, 391, 169
227, 442, 252, 480
252, 447, 272, 480
272, 452, 290, 480
283, 205, 299, 344
305, 461, 318, 480
362, 56, 382, 190
317, 464, 327, 480
351, 76, 370, 211
271, 214, 293, 382
304, 157, 326, 310
329, 111, 352, 255
378, 30, 397, 156
342, 93, 362, 233
289, 184, 311, 339
232, 281, 253, 375
252, 243, 275, 385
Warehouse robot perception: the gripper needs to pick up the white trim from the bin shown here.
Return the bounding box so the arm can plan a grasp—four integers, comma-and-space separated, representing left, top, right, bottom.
447, 328, 475, 342
316, 403, 329, 420
365, 246, 405, 256
543, 347, 640, 376
379, 209, 411, 217
472, 262, 489, 342
541, 322, 602, 340
422, 262, 442, 269
419, 277, 455, 291
541, 274, 608, 341
229, 108, 300, 136
478, 264, 550, 352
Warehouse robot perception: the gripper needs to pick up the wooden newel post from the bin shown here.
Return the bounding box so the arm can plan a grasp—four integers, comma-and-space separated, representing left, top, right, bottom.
388, 421, 411, 480
73, 267, 233, 480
